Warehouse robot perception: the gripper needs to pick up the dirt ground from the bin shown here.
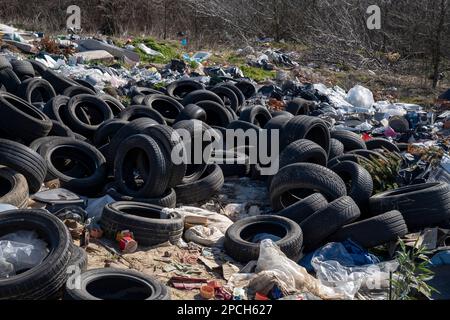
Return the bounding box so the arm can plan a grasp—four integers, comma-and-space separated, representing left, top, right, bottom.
83, 177, 270, 300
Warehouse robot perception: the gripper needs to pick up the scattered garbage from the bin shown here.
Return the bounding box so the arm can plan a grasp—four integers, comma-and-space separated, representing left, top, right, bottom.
0, 21, 449, 301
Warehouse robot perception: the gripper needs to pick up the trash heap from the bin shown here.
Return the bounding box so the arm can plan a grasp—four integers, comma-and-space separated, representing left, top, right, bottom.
0, 25, 449, 300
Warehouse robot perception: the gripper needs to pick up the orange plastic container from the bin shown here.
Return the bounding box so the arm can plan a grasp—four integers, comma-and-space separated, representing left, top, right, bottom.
200, 285, 215, 299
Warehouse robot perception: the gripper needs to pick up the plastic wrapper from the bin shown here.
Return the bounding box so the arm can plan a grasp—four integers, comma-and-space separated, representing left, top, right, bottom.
0, 231, 49, 278
254, 240, 343, 299
346, 85, 375, 112
311, 242, 398, 299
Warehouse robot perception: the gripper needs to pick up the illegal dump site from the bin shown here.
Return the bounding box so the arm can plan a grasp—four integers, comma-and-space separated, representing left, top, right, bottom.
0, 16, 449, 301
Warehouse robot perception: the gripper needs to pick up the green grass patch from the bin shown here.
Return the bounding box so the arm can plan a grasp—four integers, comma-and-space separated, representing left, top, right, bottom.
132, 37, 181, 64
240, 65, 276, 82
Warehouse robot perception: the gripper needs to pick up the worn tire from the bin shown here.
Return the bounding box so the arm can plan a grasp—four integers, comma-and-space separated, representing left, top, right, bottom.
329, 138, 345, 159
0, 92, 52, 142
0, 139, 47, 194
300, 196, 361, 251
239, 105, 272, 128
282, 116, 330, 155
106, 185, 176, 208
96, 94, 126, 116
64, 268, 170, 300
0, 209, 71, 300
211, 86, 239, 111
330, 161, 373, 208
217, 82, 245, 108
196, 100, 233, 127
119, 105, 166, 124
182, 89, 225, 107
327, 210, 408, 248
93, 119, 129, 148
224, 215, 303, 262
39, 138, 107, 196
167, 80, 204, 101
270, 163, 347, 211
234, 80, 256, 99
175, 164, 224, 204
0, 68, 21, 94
144, 94, 184, 123
330, 130, 366, 152
17, 78, 56, 104
100, 202, 184, 246
114, 134, 169, 198
275, 193, 327, 224
369, 182, 450, 230
174, 104, 207, 123
279, 139, 328, 169
11, 60, 35, 80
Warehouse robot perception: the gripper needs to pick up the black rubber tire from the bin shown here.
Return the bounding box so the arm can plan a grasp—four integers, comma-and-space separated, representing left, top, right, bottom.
300, 196, 361, 251
0, 92, 52, 142
369, 182, 450, 230
11, 60, 35, 80
131, 94, 146, 105
235, 80, 256, 99
275, 193, 327, 224
100, 202, 184, 246
211, 86, 239, 111
224, 215, 303, 262
39, 138, 107, 196
327, 154, 368, 169
327, 210, 408, 248
182, 90, 225, 107
43, 95, 71, 125
17, 78, 56, 104
166, 79, 204, 101
130, 87, 162, 97
0, 166, 29, 208
96, 94, 126, 116
0, 209, 71, 300
330, 130, 367, 152
106, 185, 176, 208
141, 125, 187, 188
66, 94, 114, 137
388, 116, 409, 133
239, 105, 272, 128
174, 103, 207, 123
107, 118, 158, 166
49, 120, 75, 138
64, 268, 170, 300
144, 94, 184, 123
172, 120, 214, 184
119, 105, 166, 124
270, 163, 347, 211
285, 98, 315, 116
196, 100, 233, 127
62, 85, 96, 97
271, 111, 294, 118
282, 116, 330, 155
42, 69, 78, 94
29, 136, 63, 153
68, 244, 88, 272
329, 138, 345, 159
114, 134, 169, 198
213, 150, 250, 177
217, 82, 245, 108
93, 119, 129, 148
329, 161, 373, 208
175, 164, 224, 204
365, 138, 400, 152
279, 139, 328, 169
28, 60, 48, 76
0, 139, 47, 194
0, 68, 21, 94
264, 115, 292, 131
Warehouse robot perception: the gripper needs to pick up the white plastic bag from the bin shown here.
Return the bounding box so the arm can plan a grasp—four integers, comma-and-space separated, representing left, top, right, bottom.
255, 240, 343, 299
0, 231, 49, 278
346, 85, 375, 111
184, 225, 225, 247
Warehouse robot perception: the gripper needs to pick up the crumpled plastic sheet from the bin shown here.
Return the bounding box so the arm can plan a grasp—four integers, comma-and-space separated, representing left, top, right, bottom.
311, 242, 398, 300
247, 240, 344, 299
0, 231, 49, 278
346, 85, 375, 113
184, 225, 225, 247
